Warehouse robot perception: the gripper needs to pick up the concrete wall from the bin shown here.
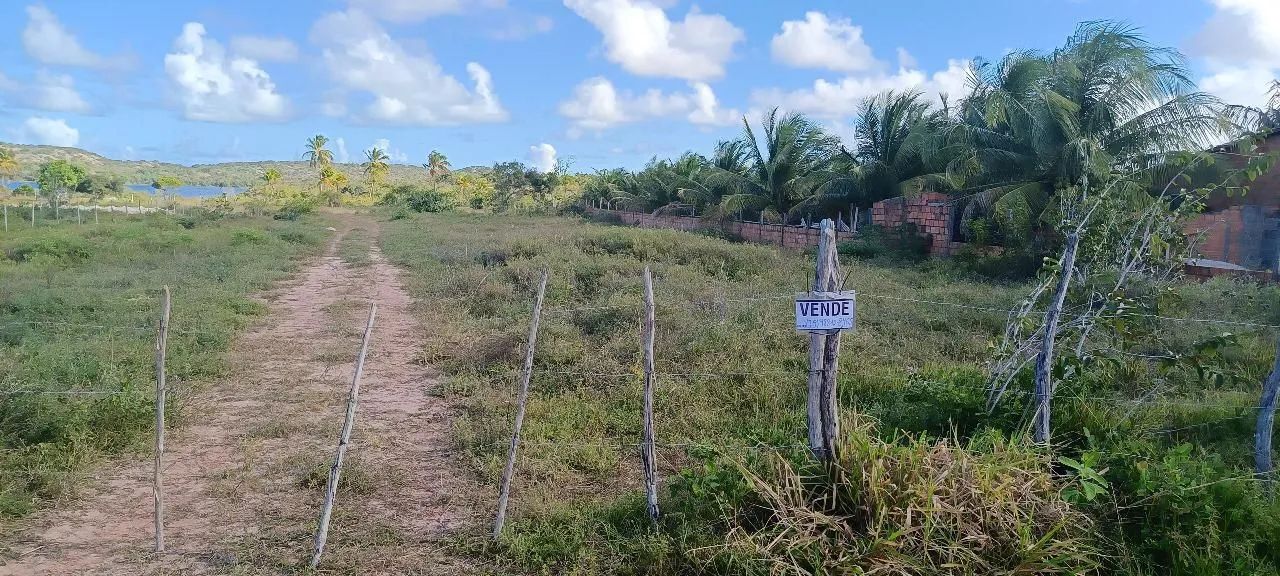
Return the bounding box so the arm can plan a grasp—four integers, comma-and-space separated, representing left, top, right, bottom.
584, 206, 841, 249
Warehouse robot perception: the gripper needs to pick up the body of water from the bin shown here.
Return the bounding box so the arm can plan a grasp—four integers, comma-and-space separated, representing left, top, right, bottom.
3, 181, 246, 198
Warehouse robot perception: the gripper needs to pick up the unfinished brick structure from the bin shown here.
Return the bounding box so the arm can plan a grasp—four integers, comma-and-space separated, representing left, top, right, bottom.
1184, 133, 1280, 278
869, 192, 964, 255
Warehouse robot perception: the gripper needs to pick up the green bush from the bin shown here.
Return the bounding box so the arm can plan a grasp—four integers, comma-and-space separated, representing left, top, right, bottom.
837, 223, 930, 262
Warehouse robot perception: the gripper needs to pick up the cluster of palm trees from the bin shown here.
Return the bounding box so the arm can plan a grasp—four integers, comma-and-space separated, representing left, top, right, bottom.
296, 135, 451, 202
589, 22, 1275, 243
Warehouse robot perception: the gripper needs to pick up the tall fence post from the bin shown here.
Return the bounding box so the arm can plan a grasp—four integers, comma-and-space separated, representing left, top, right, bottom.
1256, 336, 1280, 490
641, 266, 660, 522
493, 269, 550, 540
818, 228, 844, 458
3, 204, 7, 231
807, 220, 836, 457
153, 286, 171, 553
31, 201, 35, 228
1033, 231, 1080, 444
310, 304, 377, 569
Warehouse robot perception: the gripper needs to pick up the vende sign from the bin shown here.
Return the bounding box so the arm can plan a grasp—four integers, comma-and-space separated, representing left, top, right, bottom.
794, 292, 857, 331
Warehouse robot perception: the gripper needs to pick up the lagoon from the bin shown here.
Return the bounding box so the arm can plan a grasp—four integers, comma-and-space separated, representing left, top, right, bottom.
3, 181, 247, 198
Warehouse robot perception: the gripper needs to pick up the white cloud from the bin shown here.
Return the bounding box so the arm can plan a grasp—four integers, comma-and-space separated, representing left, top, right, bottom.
18, 117, 79, 147
164, 22, 290, 123
751, 59, 972, 119
311, 10, 507, 125
686, 82, 740, 127
0, 69, 91, 114
335, 137, 350, 163
564, 0, 744, 81
528, 143, 557, 172
22, 5, 129, 71
367, 138, 408, 163
771, 12, 877, 73
1192, 0, 1280, 108
491, 14, 555, 40
230, 36, 299, 62
896, 47, 917, 70
1201, 65, 1276, 108
558, 76, 737, 133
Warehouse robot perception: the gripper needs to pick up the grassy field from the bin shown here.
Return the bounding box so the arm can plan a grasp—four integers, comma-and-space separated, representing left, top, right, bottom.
380, 210, 1280, 575
0, 210, 327, 521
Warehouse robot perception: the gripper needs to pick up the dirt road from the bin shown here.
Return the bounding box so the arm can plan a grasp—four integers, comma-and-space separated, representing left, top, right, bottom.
0, 215, 478, 575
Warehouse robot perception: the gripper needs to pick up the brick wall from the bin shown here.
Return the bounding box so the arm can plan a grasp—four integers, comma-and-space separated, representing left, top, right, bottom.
584, 206, 838, 249
1184, 205, 1279, 271
1207, 134, 1280, 212
870, 192, 958, 255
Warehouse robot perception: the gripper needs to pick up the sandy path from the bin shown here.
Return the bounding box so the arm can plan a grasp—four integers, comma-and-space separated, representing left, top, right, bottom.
0, 215, 478, 575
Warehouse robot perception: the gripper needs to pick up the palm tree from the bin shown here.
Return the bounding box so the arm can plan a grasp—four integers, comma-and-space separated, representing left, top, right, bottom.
303, 135, 334, 169
952, 21, 1233, 239
840, 90, 960, 207
318, 166, 348, 206
0, 148, 18, 194
707, 108, 842, 219
362, 147, 390, 190
261, 167, 281, 194
1269, 80, 1279, 111
425, 150, 450, 178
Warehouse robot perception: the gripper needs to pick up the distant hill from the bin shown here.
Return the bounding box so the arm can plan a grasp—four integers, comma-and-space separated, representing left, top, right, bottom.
0, 142, 461, 187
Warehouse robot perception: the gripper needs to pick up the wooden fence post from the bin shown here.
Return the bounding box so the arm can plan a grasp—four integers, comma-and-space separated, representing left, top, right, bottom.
31, 201, 35, 228
641, 267, 660, 522
1256, 335, 1280, 488
807, 220, 836, 457
309, 304, 377, 569
492, 269, 550, 540
4, 204, 7, 231
153, 286, 171, 553
1033, 231, 1080, 444
819, 229, 844, 458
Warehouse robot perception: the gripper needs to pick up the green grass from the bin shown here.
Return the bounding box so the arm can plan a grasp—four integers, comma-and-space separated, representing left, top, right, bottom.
0, 210, 326, 520
378, 210, 1280, 575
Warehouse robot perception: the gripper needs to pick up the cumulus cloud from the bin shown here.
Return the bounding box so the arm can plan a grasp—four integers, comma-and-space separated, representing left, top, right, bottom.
771, 12, 877, 72
0, 69, 91, 114
22, 5, 130, 71
335, 137, 350, 163
229, 36, 299, 62
558, 76, 739, 134
311, 10, 507, 125
564, 0, 744, 81
18, 117, 79, 147
367, 138, 409, 163
164, 22, 290, 123
751, 59, 971, 119
346, 0, 465, 22
1191, 0, 1280, 108
528, 143, 557, 172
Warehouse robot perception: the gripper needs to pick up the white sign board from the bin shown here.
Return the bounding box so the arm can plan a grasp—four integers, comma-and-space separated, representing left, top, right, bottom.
795, 291, 856, 332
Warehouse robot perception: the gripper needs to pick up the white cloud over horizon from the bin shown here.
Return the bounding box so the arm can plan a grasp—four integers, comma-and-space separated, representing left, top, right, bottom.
164, 22, 291, 123
558, 77, 740, 134
564, 0, 744, 81
310, 9, 507, 126
0, 68, 91, 114
22, 5, 132, 71
17, 117, 80, 147
368, 138, 409, 163
528, 142, 557, 172
750, 59, 971, 119
771, 12, 877, 72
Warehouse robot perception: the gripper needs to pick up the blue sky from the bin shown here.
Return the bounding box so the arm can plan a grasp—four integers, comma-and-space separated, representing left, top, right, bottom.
0, 0, 1275, 171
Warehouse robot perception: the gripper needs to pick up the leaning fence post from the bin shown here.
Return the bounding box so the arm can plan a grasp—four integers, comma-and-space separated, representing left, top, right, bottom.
310, 304, 377, 569
806, 220, 836, 457
153, 285, 171, 553
641, 266, 660, 522
493, 269, 550, 540
1256, 335, 1280, 490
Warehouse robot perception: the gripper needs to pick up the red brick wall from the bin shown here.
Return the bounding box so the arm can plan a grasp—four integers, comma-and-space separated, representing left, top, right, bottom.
585, 206, 837, 249
1207, 135, 1280, 212
870, 192, 958, 255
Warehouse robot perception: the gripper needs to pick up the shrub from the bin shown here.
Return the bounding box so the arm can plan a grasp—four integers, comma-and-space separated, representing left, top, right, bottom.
838, 224, 930, 262
712, 420, 1099, 574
